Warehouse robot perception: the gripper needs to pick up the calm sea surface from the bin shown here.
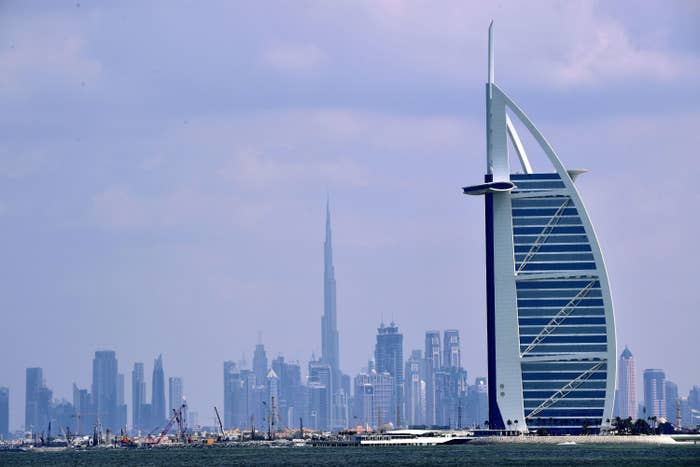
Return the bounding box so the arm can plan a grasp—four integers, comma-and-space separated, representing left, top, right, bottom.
1, 444, 699, 466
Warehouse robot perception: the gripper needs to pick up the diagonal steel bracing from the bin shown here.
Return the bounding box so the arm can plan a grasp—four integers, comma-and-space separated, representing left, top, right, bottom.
525, 361, 606, 419
520, 279, 597, 357
516, 198, 571, 274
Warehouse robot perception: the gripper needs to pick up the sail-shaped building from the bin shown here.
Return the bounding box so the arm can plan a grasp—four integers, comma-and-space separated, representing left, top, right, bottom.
463, 24, 616, 435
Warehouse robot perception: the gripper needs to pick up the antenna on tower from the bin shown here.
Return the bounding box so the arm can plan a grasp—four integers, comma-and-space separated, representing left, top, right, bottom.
488, 21, 494, 85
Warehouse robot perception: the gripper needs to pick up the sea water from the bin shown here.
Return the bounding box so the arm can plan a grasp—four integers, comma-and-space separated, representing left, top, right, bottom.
1, 444, 699, 466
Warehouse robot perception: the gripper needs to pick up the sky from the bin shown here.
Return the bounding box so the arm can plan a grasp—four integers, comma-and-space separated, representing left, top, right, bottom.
0, 0, 698, 431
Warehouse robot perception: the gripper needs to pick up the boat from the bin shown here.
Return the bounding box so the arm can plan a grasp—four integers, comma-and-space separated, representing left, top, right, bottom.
358, 430, 472, 446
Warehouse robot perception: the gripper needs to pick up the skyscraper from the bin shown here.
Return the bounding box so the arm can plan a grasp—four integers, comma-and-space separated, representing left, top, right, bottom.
665, 380, 679, 425
616, 347, 637, 420
92, 351, 119, 431
253, 343, 268, 386
132, 362, 146, 431
442, 330, 461, 369
271, 356, 303, 429
266, 368, 279, 433
117, 373, 127, 430
463, 23, 616, 434
152, 355, 166, 427
169, 377, 184, 414
308, 360, 332, 431
353, 370, 394, 429
25, 367, 43, 432
424, 331, 441, 425
643, 369, 666, 419
374, 322, 404, 426
404, 350, 425, 427
223, 361, 238, 428
321, 201, 341, 387
0, 387, 8, 438
72, 383, 95, 435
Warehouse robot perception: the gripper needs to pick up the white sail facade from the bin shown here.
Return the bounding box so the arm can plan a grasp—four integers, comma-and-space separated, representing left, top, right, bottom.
463, 24, 616, 434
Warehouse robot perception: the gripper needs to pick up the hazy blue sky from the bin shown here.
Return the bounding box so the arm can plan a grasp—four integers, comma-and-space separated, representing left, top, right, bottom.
1, 1, 698, 430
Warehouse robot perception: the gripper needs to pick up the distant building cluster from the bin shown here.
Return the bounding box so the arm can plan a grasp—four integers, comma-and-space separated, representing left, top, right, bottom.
222, 325, 486, 433
0, 207, 698, 439
0, 352, 186, 439
613, 346, 700, 428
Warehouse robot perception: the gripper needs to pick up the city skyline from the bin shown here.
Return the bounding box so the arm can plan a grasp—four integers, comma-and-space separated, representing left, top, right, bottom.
3, 341, 697, 436
1, 1, 699, 433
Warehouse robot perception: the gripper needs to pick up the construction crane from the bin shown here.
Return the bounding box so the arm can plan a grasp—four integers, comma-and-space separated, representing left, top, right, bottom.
147, 404, 187, 445
214, 406, 225, 440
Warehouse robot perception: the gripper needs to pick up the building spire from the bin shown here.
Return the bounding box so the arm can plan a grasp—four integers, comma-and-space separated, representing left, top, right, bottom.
488, 20, 494, 86
321, 197, 339, 377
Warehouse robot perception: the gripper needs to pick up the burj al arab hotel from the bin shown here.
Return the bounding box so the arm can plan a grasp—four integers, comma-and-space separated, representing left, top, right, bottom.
463, 24, 616, 435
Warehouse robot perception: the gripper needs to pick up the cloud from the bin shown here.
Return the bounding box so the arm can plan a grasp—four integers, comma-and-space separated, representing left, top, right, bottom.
549, 15, 698, 87
0, 12, 102, 96
91, 184, 272, 233
261, 42, 325, 73
220, 147, 368, 191
90, 108, 472, 235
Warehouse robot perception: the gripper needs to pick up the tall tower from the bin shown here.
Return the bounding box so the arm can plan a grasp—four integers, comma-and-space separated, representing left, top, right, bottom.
374, 322, 404, 426
169, 377, 184, 413
25, 367, 43, 432
92, 351, 118, 431
442, 330, 461, 369
643, 369, 666, 419
321, 200, 340, 376
253, 343, 268, 386
424, 331, 441, 425
404, 350, 425, 426
132, 362, 146, 431
152, 355, 166, 427
463, 23, 616, 434
616, 347, 637, 419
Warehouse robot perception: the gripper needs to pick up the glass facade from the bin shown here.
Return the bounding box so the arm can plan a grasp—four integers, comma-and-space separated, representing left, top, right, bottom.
509, 173, 612, 434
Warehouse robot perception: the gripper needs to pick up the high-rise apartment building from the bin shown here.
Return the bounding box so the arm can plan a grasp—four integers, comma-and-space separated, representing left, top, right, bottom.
374, 322, 404, 426
169, 377, 184, 415
463, 24, 616, 434
151, 355, 166, 427
442, 330, 461, 369
0, 387, 9, 438
643, 369, 666, 419
616, 347, 637, 419
404, 350, 425, 427
424, 331, 441, 425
